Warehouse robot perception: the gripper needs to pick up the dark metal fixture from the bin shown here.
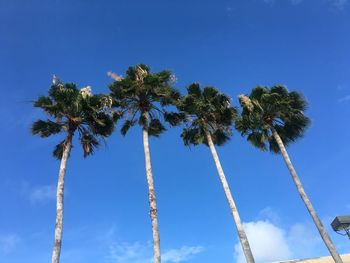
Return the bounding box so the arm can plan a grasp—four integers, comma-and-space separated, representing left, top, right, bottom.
331, 216, 350, 239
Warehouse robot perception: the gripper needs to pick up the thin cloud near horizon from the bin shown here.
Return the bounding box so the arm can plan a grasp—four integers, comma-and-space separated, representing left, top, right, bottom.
262, 0, 348, 9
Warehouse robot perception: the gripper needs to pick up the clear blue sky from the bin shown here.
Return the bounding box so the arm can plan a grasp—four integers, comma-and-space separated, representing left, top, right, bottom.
0, 0, 349, 262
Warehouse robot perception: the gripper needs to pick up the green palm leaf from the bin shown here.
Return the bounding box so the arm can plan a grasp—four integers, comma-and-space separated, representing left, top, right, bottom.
109, 64, 180, 136
32, 81, 117, 159
236, 85, 310, 153
32, 120, 63, 137
177, 84, 236, 147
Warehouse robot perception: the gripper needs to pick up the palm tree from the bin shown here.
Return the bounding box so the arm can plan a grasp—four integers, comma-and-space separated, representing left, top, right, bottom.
236, 85, 342, 262
32, 79, 117, 263
170, 83, 255, 263
108, 64, 180, 263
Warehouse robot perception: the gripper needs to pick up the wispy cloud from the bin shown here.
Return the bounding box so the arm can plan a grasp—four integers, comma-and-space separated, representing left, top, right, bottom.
0, 224, 201, 263
263, 0, 348, 9
0, 234, 20, 254
332, 0, 348, 10
338, 94, 350, 103
262, 0, 303, 6
290, 0, 303, 5
162, 246, 204, 262
263, 0, 275, 5
109, 242, 150, 263
258, 206, 281, 224
287, 222, 324, 256
337, 85, 345, 91
108, 242, 204, 263
29, 184, 56, 204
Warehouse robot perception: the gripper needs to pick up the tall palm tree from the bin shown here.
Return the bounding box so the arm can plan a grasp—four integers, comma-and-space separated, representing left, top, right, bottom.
169, 83, 255, 263
32, 79, 117, 263
236, 85, 342, 263
109, 64, 180, 263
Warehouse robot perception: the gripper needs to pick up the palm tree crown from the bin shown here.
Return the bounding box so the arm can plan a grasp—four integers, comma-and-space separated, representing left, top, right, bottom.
109, 64, 180, 136
175, 83, 237, 146
236, 85, 310, 153
32, 82, 117, 158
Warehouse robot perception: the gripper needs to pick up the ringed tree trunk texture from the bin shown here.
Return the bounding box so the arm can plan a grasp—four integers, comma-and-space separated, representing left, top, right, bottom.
51, 133, 73, 263
142, 113, 161, 263
206, 131, 255, 263
272, 128, 343, 263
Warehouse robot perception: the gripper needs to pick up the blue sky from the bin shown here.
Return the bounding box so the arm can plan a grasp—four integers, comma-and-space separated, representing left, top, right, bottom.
1, 0, 350, 262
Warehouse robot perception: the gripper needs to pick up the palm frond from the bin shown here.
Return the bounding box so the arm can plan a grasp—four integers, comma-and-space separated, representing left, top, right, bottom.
88, 112, 115, 137
250, 86, 267, 100
203, 86, 219, 100
53, 140, 69, 160
121, 120, 137, 136
247, 131, 267, 151
32, 120, 63, 138
180, 127, 205, 146
163, 112, 186, 126
187, 83, 202, 97
109, 64, 178, 138
177, 83, 235, 147
33, 80, 116, 160
81, 133, 99, 157
211, 129, 231, 146
33, 96, 62, 117
148, 119, 166, 137
236, 85, 310, 153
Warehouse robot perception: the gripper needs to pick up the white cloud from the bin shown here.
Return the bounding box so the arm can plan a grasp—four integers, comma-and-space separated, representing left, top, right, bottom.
108, 242, 204, 263
234, 208, 328, 262
0, 234, 20, 254
338, 95, 350, 102
234, 221, 292, 263
30, 184, 56, 203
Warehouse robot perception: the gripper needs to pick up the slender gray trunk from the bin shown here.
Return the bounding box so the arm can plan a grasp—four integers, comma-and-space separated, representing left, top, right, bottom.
272, 128, 342, 263
143, 113, 161, 263
206, 131, 255, 263
51, 134, 72, 263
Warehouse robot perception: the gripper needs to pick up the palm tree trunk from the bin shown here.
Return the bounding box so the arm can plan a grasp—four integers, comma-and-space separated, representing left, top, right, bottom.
271, 128, 342, 263
206, 131, 255, 263
51, 134, 73, 263
143, 113, 161, 263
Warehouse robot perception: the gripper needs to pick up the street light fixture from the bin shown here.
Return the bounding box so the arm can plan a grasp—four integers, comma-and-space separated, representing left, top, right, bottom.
331, 216, 350, 239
